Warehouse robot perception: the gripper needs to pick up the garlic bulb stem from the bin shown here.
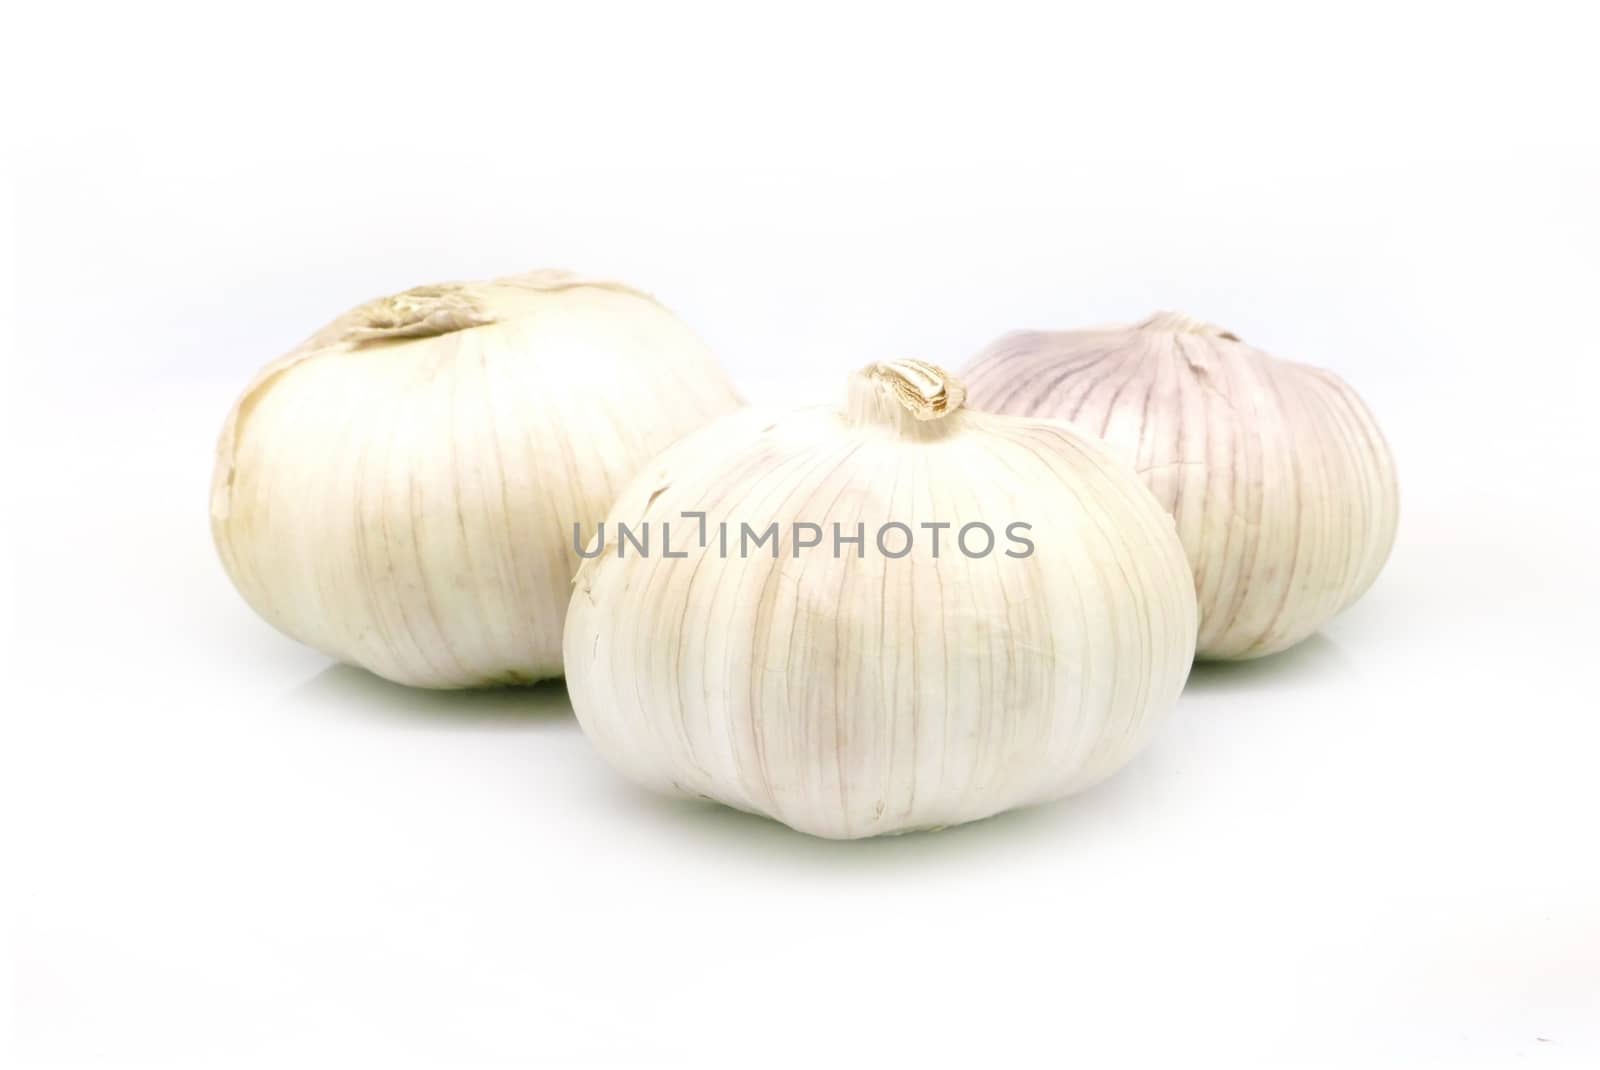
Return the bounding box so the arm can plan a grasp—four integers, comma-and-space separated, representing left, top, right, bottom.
1137, 310, 1240, 342
847, 358, 969, 426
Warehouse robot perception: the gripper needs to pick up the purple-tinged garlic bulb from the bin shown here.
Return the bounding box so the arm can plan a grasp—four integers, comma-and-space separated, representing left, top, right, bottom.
964, 313, 1397, 659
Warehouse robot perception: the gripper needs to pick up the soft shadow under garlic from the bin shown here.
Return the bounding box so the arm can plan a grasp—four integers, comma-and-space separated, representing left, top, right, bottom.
283, 663, 576, 727
1183, 632, 1355, 695
593, 739, 1184, 871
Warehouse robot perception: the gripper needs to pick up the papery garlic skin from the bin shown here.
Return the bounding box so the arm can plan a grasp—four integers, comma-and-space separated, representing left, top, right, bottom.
563, 361, 1197, 839
963, 313, 1398, 660
212, 270, 740, 688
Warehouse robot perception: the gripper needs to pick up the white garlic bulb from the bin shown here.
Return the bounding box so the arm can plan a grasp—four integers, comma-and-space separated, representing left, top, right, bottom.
212, 270, 741, 688
563, 360, 1197, 839
963, 312, 1398, 659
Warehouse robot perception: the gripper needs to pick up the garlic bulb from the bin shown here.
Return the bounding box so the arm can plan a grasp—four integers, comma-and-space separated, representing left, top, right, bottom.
963, 312, 1398, 659
212, 270, 740, 688
563, 360, 1197, 839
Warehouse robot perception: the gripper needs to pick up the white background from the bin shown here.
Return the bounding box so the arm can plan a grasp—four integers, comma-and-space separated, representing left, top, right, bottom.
6, 1, 1599, 1066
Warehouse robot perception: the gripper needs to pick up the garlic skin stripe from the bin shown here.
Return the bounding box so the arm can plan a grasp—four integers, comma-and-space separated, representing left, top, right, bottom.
963, 312, 1398, 660
564, 361, 1197, 839
212, 270, 741, 688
